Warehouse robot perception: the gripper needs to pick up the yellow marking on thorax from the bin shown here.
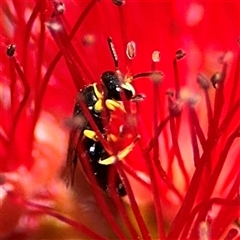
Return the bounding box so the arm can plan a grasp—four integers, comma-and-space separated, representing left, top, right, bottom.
93, 83, 104, 99
93, 83, 104, 111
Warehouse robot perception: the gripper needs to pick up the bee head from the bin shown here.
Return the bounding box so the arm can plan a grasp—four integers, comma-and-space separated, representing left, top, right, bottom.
101, 71, 135, 101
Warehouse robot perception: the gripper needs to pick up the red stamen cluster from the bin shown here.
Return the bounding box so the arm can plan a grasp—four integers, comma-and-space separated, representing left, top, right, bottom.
1, 1, 239, 239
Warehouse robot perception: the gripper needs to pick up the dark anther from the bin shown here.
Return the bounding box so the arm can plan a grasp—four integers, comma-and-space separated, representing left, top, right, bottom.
6, 44, 16, 57
51, 2, 65, 18
166, 90, 182, 117
112, 0, 125, 6
210, 72, 223, 89
168, 100, 182, 117
175, 49, 186, 60
197, 73, 210, 89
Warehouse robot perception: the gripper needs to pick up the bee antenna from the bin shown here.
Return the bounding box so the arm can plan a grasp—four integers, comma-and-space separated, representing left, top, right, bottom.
132, 71, 164, 81
107, 37, 119, 70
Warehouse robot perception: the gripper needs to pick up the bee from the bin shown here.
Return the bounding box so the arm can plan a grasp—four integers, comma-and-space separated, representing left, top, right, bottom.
65, 37, 155, 196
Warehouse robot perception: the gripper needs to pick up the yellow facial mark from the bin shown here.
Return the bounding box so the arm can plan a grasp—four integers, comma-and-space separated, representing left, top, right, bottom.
121, 82, 135, 96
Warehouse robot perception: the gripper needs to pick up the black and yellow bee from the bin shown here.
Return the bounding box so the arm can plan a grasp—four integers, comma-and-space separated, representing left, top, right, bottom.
65, 37, 156, 196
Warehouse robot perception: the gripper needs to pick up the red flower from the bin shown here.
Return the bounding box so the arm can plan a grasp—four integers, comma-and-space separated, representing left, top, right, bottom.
0, 0, 239, 239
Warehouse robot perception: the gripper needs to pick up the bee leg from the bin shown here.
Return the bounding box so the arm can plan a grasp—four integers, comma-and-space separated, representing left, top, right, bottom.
105, 99, 126, 112
98, 135, 140, 165
83, 129, 98, 141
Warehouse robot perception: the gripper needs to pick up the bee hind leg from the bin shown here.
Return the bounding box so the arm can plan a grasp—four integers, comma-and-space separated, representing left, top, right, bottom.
98, 135, 140, 165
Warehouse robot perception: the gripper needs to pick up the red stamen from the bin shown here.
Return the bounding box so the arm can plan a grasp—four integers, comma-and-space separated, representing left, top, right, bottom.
113, 201, 140, 240
117, 162, 152, 240
209, 172, 239, 240
140, 151, 166, 240
188, 106, 206, 150
168, 97, 239, 239
221, 152, 240, 192
6, 53, 31, 170
152, 82, 160, 178
121, 163, 151, 191
35, 0, 98, 124
209, 61, 228, 139
181, 197, 239, 239
143, 116, 183, 201
197, 73, 213, 136
169, 118, 190, 187
228, 45, 240, 109
145, 116, 170, 154
107, 167, 140, 240
188, 127, 240, 238
25, 201, 109, 240
204, 89, 213, 137
9, 54, 17, 112
117, 6, 128, 67
10, 57, 30, 139
76, 144, 128, 240
35, 3, 46, 91
155, 160, 183, 202
173, 49, 185, 98
47, 16, 88, 89
187, 105, 200, 167
12, 0, 25, 22
22, 1, 43, 73
206, 127, 239, 199
224, 228, 239, 240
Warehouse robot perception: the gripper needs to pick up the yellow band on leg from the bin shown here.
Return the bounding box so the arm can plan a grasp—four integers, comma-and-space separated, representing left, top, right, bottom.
105, 99, 125, 112
83, 130, 98, 141
98, 135, 140, 165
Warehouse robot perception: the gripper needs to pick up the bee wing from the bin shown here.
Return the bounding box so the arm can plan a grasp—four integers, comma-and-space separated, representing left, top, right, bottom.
62, 114, 87, 187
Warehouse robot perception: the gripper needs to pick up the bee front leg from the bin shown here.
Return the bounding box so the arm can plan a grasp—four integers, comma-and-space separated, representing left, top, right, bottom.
105, 99, 126, 112
98, 135, 140, 165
